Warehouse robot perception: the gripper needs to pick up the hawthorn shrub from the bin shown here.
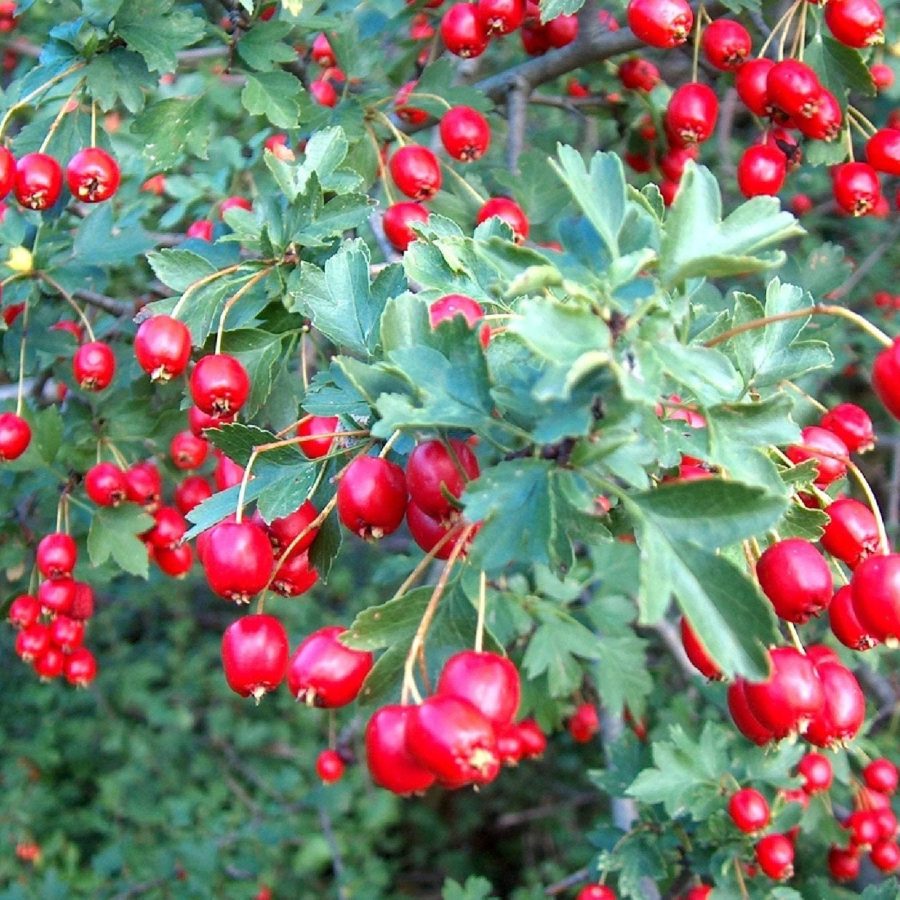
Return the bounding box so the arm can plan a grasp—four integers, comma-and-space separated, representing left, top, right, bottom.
1, 0, 899, 898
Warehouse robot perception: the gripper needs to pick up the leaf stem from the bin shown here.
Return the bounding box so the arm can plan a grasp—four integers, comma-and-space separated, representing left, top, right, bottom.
39, 272, 96, 341
169, 261, 264, 321
38, 80, 84, 154
15, 300, 29, 417
439, 158, 488, 206
0, 60, 85, 139
691, 6, 704, 83
847, 459, 890, 555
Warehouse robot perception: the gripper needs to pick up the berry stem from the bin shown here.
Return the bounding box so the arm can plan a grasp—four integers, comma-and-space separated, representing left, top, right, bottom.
14, 300, 29, 418
705, 305, 892, 350
214, 265, 274, 355
38, 80, 84, 155
0, 60, 85, 139
39, 272, 96, 342
100, 437, 129, 469
757, 0, 802, 59
847, 105, 878, 138
300, 330, 310, 392
439, 158, 489, 206
386, 528, 458, 607
90, 100, 96, 147
691, 6, 705, 83
785, 621, 806, 654
405, 91, 452, 111
846, 459, 890, 554
790, 2, 808, 61
378, 430, 401, 458
372, 109, 410, 147
780, 379, 828, 414
363, 124, 397, 205
169, 261, 267, 320
475, 570, 487, 654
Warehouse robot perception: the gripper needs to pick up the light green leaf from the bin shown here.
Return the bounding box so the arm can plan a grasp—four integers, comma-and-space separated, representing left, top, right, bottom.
87, 505, 155, 578
242, 71, 303, 129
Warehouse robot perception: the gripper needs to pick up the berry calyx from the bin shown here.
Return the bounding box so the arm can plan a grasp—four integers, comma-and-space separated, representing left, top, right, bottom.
65, 147, 121, 203
14, 152, 63, 210
221, 614, 289, 700
134, 315, 192, 382
190, 354, 250, 415
441, 3, 490, 58
665, 83, 719, 147
170, 431, 208, 470
702, 18, 751, 70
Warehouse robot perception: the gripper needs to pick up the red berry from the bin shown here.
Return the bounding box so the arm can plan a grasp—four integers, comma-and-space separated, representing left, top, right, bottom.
0, 411, 31, 460
406, 694, 500, 788
14, 152, 63, 210
821, 498, 883, 568
515, 718, 547, 758
316, 749, 345, 784
828, 845, 861, 881
155, 543, 194, 577
36, 533, 77, 580
626, 0, 693, 48
767, 60, 822, 120
568, 702, 600, 743
545, 14, 578, 47
190, 354, 250, 415
271, 548, 318, 597
8, 594, 40, 629
866, 129, 900, 177
389, 145, 442, 201
804, 658, 865, 749
430, 293, 490, 348
820, 402, 875, 453
311, 33, 335, 67
850, 553, 900, 641
15, 622, 50, 661
871, 63, 894, 89
736, 58, 775, 117
870, 840, 900, 872
728, 679, 775, 745
64, 646, 97, 686
69, 582, 95, 620
791, 193, 813, 216
873, 338, 900, 420
38, 578, 75, 615
125, 461, 162, 509
680, 616, 722, 679
798, 752, 833, 793
286, 625, 373, 707
476, 0, 524, 35
786, 425, 849, 487
520, 22, 550, 55
737, 145, 786, 198
405, 438, 479, 522
394, 81, 428, 126
846, 809, 882, 847
832, 162, 882, 217
875, 807, 898, 840
85, 462, 127, 506
682, 888, 711, 900
729, 787, 771, 833
189, 405, 234, 436
665, 83, 718, 147
65, 147, 121, 203
756, 539, 832, 623
755, 833, 794, 880
743, 647, 824, 739
221, 614, 289, 700
49, 615, 84, 653
618, 57, 661, 91
134, 315, 192, 382
73, 341, 116, 391
382, 202, 429, 251
170, 431, 208, 470
146, 506, 187, 551
406, 502, 473, 559
830, 584, 879, 650
476, 197, 529, 242
441, 3, 490, 58
214, 452, 244, 491
203, 521, 274, 602
576, 887, 616, 900
219, 196, 251, 217
337, 455, 407, 540
825, 0, 885, 48
310, 79, 337, 107
297, 415, 340, 460
34, 646, 65, 680
268, 500, 319, 558
436, 650, 521, 726
365, 705, 436, 794
186, 219, 213, 241
0, 146, 14, 198
440, 106, 491, 162
864, 758, 899, 795
702, 18, 752, 70
174, 475, 213, 515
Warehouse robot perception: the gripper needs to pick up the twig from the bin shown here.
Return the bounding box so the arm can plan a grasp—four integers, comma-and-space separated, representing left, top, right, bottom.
828, 220, 900, 302
318, 805, 349, 898
73, 288, 134, 316
506, 81, 529, 174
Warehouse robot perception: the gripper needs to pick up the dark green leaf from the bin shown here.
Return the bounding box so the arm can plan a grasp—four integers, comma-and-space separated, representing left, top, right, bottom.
87, 505, 155, 578
116, 0, 206, 73
242, 71, 303, 129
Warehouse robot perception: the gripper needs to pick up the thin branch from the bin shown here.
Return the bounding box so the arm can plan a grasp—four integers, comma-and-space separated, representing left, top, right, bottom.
73, 288, 133, 316
828, 220, 900, 302
505, 81, 529, 174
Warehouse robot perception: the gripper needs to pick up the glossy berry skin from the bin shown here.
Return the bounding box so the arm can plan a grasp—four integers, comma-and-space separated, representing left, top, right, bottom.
846, 808, 882, 847
825, 0, 884, 48
73, 341, 116, 391
9, 594, 40, 629
49, 615, 84, 653
186, 219, 213, 241
440, 106, 490, 162
680, 616, 722, 679
828, 845, 860, 881
870, 840, 900, 873
268, 500, 319, 558
394, 80, 428, 126
14, 153, 63, 210
756, 539, 832, 623
214, 453, 244, 491
728, 679, 776, 745
702, 19, 751, 71
125, 461, 162, 509
871, 63, 894, 90
737, 145, 786, 198
515, 718, 547, 758
337, 455, 407, 540
682, 888, 711, 900
190, 354, 250, 415
169, 431, 208, 471
744, 647, 824, 739
389, 146, 442, 201
34, 647, 65, 680
36, 533, 77, 580
15, 623, 50, 661
830, 584, 878, 650
64, 647, 97, 686
441, 4, 489, 58
221, 614, 289, 700
155, 543, 194, 578
626, 0, 693, 48
38, 578, 75, 615
576, 887, 616, 900
316, 749, 345, 784
430, 294, 490, 347
297, 415, 340, 460
805, 659, 865, 749
406, 502, 471, 559
365, 705, 436, 794
286, 625, 373, 707
734, 58, 775, 119
0, 146, 14, 198
271, 549, 318, 597
568, 702, 600, 743
146, 506, 187, 551
476, 197, 529, 242
729, 787, 770, 833
786, 426, 849, 487
477, 0, 524, 35
866, 129, 900, 177
755, 834, 794, 880
70, 582, 95, 620
821, 498, 882, 568
405, 438, 479, 521
219, 196, 252, 217
436, 651, 520, 726
665, 83, 718, 147
382, 202, 428, 251
864, 758, 899, 795
85, 462, 127, 506
311, 33, 335, 67
767, 60, 821, 120
203, 522, 274, 603
545, 14, 578, 47
832, 162, 882, 217
0, 411, 31, 461
134, 315, 192, 381
798, 752, 833, 793
617, 57, 660, 92
406, 694, 500, 788
873, 339, 900, 420
65, 148, 121, 203
310, 79, 337, 107
189, 405, 234, 436
820, 402, 875, 453
850, 553, 900, 641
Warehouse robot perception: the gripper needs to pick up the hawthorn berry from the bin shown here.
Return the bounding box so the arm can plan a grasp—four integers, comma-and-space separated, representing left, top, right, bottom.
736, 58, 775, 117
189, 405, 234, 436
850, 553, 900, 641
798, 752, 833, 793
125, 460, 162, 509
828, 845, 861, 881
219, 196, 251, 217
382, 202, 429, 251
296, 415, 340, 460
170, 431, 208, 470
311, 33, 335, 67
756, 538, 832, 623
786, 425, 849, 487
665, 83, 719, 147
729, 788, 770, 833
516, 718, 547, 758
820, 402, 875, 453
755, 834, 795, 880
864, 758, 899, 795
476, 197, 529, 242
873, 338, 900, 420
221, 614, 289, 700
337, 455, 407, 540
830, 584, 879, 650
626, 0, 693, 48
286, 625, 373, 707
394, 81, 428, 126
49, 616, 84, 653
271, 549, 318, 597
804, 657, 865, 749
70, 582, 95, 620
174, 475, 213, 515
617, 58, 660, 92
441, 3, 490, 58
545, 14, 578, 47
73, 341, 116, 391
365, 705, 436, 794
405, 438, 479, 522
85, 462, 127, 506
8, 594, 40, 629
436, 651, 521, 726
0, 145, 14, 198
568, 702, 600, 743
14, 152, 63, 210
214, 452, 244, 491
870, 840, 900, 873
134, 315, 192, 381
310, 79, 338, 107
429, 294, 490, 347
34, 647, 66, 680
203, 521, 274, 602
268, 500, 319, 558
832, 162, 882, 217
737, 145, 786, 198
190, 354, 250, 415
316, 749, 345, 784
821, 498, 882, 568
440, 106, 491, 162
575, 887, 616, 900
389, 146, 442, 201
702, 19, 752, 70
65, 147, 121, 203
155, 543, 194, 578
476, 0, 524, 35
145, 506, 187, 551
825, 0, 885, 48
186, 219, 213, 241
680, 616, 722, 679
871, 63, 894, 89
36, 533, 77, 580
743, 647, 824, 739
15, 622, 50, 662
0, 411, 31, 460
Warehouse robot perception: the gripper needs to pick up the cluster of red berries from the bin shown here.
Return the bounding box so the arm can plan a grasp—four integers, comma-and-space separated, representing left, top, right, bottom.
873, 290, 900, 316
184, 195, 252, 242
8, 533, 97, 687
0, 144, 120, 212
0, 0, 17, 33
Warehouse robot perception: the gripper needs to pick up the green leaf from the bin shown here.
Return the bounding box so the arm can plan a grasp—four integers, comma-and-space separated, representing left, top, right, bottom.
242, 71, 303, 129
521, 611, 601, 697
255, 466, 319, 522
32, 405, 63, 464
629, 479, 787, 550
539, 0, 584, 21
72, 205, 154, 265
308, 509, 341, 582
220, 329, 287, 419
552, 146, 627, 261
236, 20, 298, 70
115, 0, 206, 73
204, 423, 302, 467
130, 98, 212, 168
806, 35, 876, 102
593, 631, 653, 718
184, 468, 281, 539
87, 505, 155, 578
659, 164, 804, 288
441, 876, 497, 900
84, 49, 153, 113
146, 249, 217, 293
639, 341, 742, 406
